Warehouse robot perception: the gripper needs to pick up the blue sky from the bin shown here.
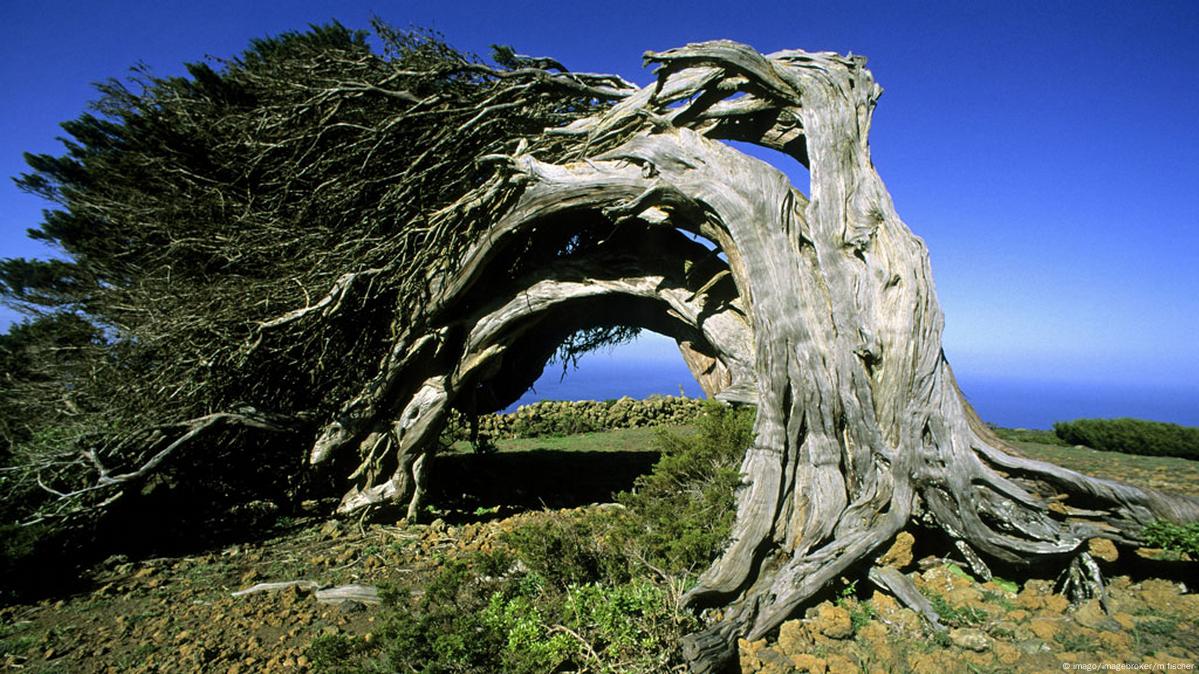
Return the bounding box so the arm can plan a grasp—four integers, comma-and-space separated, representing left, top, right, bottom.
2, 1, 1197, 394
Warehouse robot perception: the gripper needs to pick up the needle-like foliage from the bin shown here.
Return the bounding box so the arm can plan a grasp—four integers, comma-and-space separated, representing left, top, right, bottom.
1, 21, 632, 532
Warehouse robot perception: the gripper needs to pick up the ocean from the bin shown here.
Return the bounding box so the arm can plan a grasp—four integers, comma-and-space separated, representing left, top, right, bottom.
507, 357, 1199, 429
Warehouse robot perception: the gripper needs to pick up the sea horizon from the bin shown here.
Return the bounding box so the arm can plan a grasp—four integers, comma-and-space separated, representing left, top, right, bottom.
505, 357, 1199, 430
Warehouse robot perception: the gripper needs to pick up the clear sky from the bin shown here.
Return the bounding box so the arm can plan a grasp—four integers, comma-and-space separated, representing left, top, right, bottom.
2, 1, 1197, 394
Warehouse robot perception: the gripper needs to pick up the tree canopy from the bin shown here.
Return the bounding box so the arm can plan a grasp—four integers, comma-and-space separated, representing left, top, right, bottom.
1, 21, 636, 528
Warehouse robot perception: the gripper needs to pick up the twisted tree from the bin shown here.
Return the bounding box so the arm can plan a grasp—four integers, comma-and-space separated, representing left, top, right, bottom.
4, 24, 1196, 672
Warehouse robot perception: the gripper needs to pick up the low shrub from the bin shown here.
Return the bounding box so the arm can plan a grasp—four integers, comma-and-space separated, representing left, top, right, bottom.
325, 402, 755, 673
375, 565, 507, 673
1141, 520, 1199, 557
363, 556, 689, 674
616, 403, 754, 573
306, 633, 367, 674
1053, 418, 1199, 459
501, 509, 631, 590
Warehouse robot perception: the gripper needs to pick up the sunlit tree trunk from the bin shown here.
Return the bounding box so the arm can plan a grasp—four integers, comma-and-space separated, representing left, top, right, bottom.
309, 41, 1199, 672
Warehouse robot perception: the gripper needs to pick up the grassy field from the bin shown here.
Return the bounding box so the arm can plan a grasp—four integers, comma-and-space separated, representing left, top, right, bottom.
1001, 437, 1199, 497
447, 424, 695, 454
451, 423, 1199, 498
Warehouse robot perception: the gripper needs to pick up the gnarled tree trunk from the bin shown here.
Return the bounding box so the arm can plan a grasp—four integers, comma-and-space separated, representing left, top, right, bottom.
307, 41, 1199, 672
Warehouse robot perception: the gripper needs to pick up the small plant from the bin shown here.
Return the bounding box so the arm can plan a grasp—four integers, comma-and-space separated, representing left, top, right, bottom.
473, 505, 500, 518
944, 562, 974, 581
564, 578, 688, 672
1055, 630, 1098, 652
1141, 520, 1199, 557
979, 589, 1016, 612
1132, 615, 1180, 652
926, 590, 986, 627
375, 555, 508, 674
481, 591, 574, 674
307, 634, 364, 674
927, 629, 953, 649
989, 577, 1019, 594
501, 509, 630, 590
0, 630, 38, 659
834, 579, 876, 631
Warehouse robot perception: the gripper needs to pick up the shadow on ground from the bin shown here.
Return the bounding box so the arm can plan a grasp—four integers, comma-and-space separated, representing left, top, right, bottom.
427, 449, 659, 521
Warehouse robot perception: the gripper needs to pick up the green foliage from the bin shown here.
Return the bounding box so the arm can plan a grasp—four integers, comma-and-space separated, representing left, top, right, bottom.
481, 590, 574, 674
1141, 520, 1199, 556
616, 403, 754, 573
0, 313, 103, 460
978, 589, 1016, 613
944, 563, 973, 581
1132, 615, 1180, 652
563, 579, 683, 672
925, 589, 987, 627
348, 404, 754, 673
307, 634, 366, 674
1053, 418, 1199, 459
367, 550, 686, 674
836, 581, 876, 632
989, 577, 1020, 594
1, 20, 625, 541
501, 509, 630, 590
374, 555, 509, 674
1055, 630, 1099, 652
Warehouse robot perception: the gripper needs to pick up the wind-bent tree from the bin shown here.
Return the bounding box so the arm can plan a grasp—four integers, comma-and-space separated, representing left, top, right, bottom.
4, 23, 1196, 672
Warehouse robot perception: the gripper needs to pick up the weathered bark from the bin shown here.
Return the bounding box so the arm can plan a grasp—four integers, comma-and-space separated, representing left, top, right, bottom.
306, 41, 1199, 672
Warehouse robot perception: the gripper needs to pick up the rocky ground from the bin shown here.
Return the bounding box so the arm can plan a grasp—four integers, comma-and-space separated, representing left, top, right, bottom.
2, 435, 1198, 673
2, 511, 1195, 674
0, 508, 552, 673
739, 534, 1198, 673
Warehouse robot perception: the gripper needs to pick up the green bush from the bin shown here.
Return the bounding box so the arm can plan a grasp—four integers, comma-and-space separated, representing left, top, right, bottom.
501, 509, 630, 590
562, 579, 682, 672
1142, 520, 1199, 556
616, 403, 754, 573
306, 634, 366, 674
1053, 418, 1199, 459
341, 402, 754, 673
361, 551, 688, 674
373, 554, 510, 674
481, 584, 575, 674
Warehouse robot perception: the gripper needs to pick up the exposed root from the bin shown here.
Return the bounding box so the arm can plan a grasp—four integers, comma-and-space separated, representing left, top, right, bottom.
953, 540, 993, 581
868, 565, 944, 630
1057, 551, 1111, 612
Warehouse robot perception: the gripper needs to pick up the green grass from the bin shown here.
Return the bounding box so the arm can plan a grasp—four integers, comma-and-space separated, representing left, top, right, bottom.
455, 422, 1199, 498
994, 437, 1199, 497
990, 426, 1066, 446
448, 425, 695, 454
